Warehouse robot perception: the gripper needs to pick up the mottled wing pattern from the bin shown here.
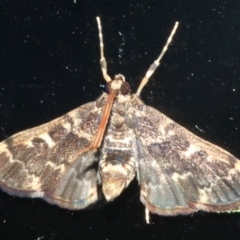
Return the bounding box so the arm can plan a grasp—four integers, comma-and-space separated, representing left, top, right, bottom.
134, 102, 240, 215
0, 96, 105, 209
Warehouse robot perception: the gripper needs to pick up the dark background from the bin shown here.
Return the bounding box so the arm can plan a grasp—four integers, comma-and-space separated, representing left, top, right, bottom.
1, 0, 240, 239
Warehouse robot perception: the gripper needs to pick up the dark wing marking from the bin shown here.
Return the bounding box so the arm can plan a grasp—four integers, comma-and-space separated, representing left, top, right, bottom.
134, 103, 240, 216
0, 96, 105, 209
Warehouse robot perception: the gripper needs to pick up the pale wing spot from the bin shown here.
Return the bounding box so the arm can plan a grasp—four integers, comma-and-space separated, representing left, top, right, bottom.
62, 122, 71, 132
234, 162, 240, 172
159, 126, 166, 135
25, 141, 34, 148
27, 175, 42, 190
39, 133, 55, 148
0, 142, 8, 152
172, 172, 191, 182
184, 145, 200, 157
168, 130, 176, 136
46, 162, 66, 173
172, 172, 181, 182
151, 160, 160, 169
229, 163, 240, 176
198, 189, 210, 203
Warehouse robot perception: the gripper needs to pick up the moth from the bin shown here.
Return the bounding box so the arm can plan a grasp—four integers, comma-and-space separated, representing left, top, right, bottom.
1, 17, 240, 224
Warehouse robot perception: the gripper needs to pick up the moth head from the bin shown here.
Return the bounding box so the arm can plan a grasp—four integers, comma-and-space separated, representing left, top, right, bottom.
106, 74, 131, 95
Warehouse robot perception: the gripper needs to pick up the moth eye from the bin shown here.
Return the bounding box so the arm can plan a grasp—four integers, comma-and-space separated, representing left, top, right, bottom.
106, 81, 112, 93
120, 81, 130, 95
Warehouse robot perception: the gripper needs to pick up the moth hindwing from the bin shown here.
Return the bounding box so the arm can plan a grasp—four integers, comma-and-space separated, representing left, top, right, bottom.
1, 17, 240, 223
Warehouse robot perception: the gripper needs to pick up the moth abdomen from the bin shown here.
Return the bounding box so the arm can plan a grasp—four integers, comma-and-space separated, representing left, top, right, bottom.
99, 150, 136, 201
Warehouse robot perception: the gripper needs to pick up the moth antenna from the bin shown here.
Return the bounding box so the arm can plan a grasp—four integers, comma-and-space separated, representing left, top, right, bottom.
96, 17, 112, 82
136, 21, 179, 96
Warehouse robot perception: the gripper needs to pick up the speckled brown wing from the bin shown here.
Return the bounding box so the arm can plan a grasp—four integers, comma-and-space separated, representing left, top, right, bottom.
0, 96, 105, 210
134, 102, 240, 216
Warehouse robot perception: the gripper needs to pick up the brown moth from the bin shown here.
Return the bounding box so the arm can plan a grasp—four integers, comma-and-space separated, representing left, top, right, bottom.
0, 17, 240, 223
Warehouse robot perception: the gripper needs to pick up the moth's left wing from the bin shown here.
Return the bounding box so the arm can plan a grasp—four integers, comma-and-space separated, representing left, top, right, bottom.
0, 98, 105, 209
134, 103, 240, 216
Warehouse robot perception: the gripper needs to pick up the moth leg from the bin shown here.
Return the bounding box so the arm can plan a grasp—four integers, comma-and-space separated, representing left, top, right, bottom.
145, 208, 150, 224
136, 22, 179, 96
96, 17, 112, 83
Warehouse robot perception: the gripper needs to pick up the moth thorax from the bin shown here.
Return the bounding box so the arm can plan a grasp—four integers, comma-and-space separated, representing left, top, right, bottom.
99, 160, 135, 201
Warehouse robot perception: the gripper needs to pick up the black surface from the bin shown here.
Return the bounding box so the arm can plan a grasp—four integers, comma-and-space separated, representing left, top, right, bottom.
1, 0, 240, 239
